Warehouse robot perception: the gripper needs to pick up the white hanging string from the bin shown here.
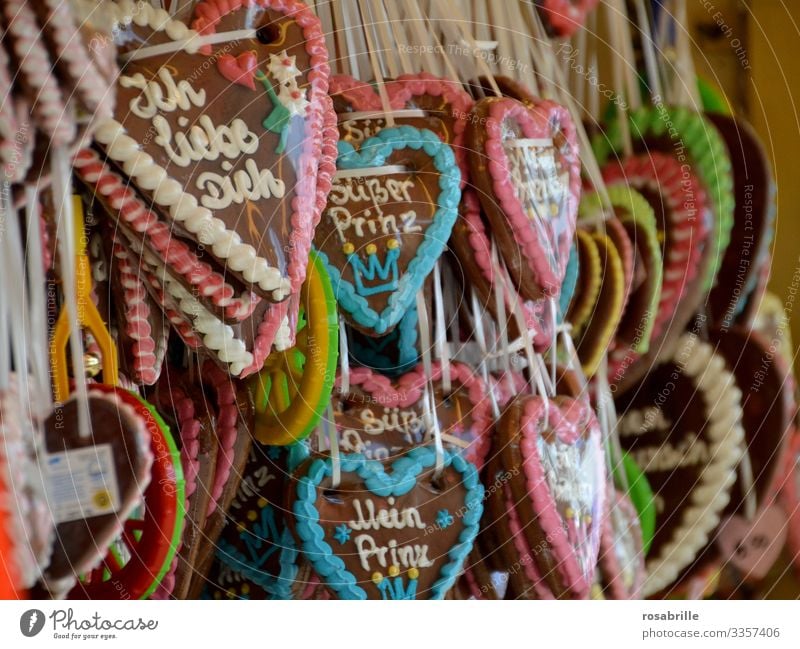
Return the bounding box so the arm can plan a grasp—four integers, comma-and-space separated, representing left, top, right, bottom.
356, 0, 395, 125
634, 0, 665, 102
325, 403, 341, 488
471, 289, 500, 419
52, 147, 90, 439
338, 314, 350, 395
432, 261, 451, 394
24, 186, 52, 412
383, 0, 414, 74
416, 290, 444, 479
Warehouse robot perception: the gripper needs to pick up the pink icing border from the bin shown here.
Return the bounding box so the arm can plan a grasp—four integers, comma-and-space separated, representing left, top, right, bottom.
334, 365, 422, 408
460, 189, 552, 350
0, 44, 24, 182
780, 432, 800, 574
329, 72, 473, 180
598, 490, 645, 600
74, 149, 258, 322
504, 483, 554, 599
111, 241, 166, 386
483, 98, 581, 297
515, 395, 605, 598
202, 360, 239, 517
190, 0, 331, 294
3, 0, 75, 146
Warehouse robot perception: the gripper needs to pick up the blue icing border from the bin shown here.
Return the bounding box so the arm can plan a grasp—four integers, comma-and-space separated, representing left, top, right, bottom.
316, 126, 461, 335
293, 446, 483, 600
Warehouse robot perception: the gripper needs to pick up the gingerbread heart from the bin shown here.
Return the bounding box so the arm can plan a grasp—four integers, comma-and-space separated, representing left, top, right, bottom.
315, 125, 460, 335
215, 442, 307, 599
616, 333, 745, 595
150, 372, 218, 599
333, 363, 492, 468
93, 0, 330, 303
291, 446, 483, 599
41, 391, 153, 593
109, 239, 168, 386
603, 153, 711, 392
707, 114, 775, 328
467, 96, 581, 301
498, 395, 606, 598
566, 229, 601, 334
331, 72, 473, 179
574, 229, 624, 378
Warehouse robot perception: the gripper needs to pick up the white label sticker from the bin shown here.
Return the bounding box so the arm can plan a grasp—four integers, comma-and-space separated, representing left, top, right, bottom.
45, 444, 120, 523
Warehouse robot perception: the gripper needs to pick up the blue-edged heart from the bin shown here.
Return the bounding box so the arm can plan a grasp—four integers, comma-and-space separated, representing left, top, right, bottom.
292, 446, 483, 599
314, 125, 460, 336
215, 443, 308, 599
348, 301, 420, 375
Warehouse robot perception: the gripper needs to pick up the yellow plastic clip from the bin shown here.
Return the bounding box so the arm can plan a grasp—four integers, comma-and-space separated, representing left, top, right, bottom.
51, 196, 118, 401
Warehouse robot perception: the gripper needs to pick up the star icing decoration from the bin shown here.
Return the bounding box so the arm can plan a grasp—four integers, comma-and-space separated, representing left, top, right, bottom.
436, 509, 454, 529
333, 524, 352, 544
268, 50, 301, 85
266, 445, 282, 460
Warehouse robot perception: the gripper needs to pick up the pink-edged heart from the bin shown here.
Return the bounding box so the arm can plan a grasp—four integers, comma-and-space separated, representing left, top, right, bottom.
467, 97, 581, 301
332, 362, 493, 468
497, 394, 606, 598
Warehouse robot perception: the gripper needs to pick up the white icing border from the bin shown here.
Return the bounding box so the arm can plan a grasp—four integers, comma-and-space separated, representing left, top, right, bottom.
640, 333, 745, 596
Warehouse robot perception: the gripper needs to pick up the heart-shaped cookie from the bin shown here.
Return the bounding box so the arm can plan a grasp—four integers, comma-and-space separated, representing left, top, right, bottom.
581, 185, 663, 380
93, 0, 330, 302
291, 446, 483, 599
707, 114, 775, 328
332, 363, 492, 468
467, 96, 581, 301
331, 72, 473, 180
615, 333, 745, 595
594, 105, 734, 291
149, 371, 218, 600
315, 125, 460, 335
41, 391, 153, 594
498, 395, 606, 599
109, 239, 168, 386
215, 442, 307, 599
574, 229, 624, 378
566, 229, 601, 335
603, 153, 711, 392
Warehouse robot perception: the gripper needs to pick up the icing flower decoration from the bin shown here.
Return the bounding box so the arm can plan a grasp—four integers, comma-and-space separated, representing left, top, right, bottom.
436, 509, 454, 529
268, 50, 301, 85
277, 84, 311, 117
333, 524, 352, 544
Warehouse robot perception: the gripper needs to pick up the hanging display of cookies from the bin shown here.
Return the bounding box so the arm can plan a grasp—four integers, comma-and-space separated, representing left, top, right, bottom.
0, 0, 798, 610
